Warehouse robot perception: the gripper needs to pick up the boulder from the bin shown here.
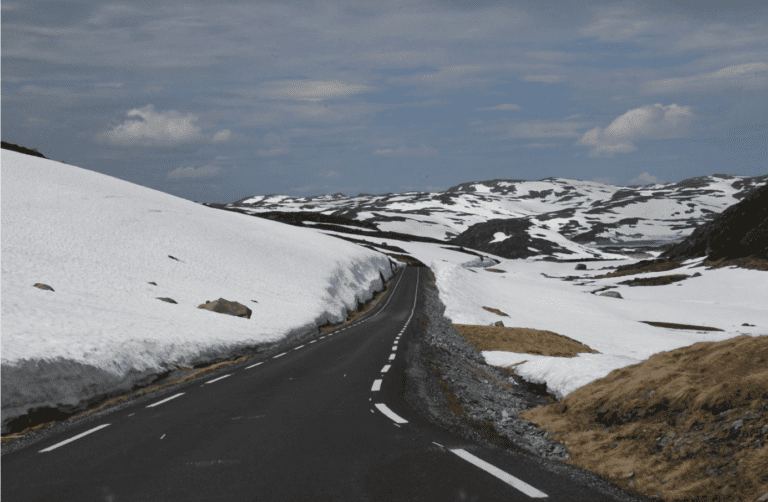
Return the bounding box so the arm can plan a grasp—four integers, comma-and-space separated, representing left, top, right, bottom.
575, 264, 587, 270
493, 321, 505, 327
691, 272, 702, 277
148, 281, 157, 286
197, 298, 252, 319
157, 297, 177, 304
600, 291, 623, 299
33, 283, 54, 291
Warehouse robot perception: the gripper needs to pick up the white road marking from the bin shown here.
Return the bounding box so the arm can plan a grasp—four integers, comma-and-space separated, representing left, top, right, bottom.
371, 379, 382, 391
246, 362, 264, 369
39, 424, 111, 452
309, 340, 317, 344
393, 423, 401, 428
128, 413, 135, 417
294, 345, 304, 350
392, 345, 398, 351
432, 442, 443, 448
206, 374, 232, 384
389, 353, 396, 361
160, 434, 166, 440
320, 336, 326, 339
381, 364, 391, 373
375, 403, 408, 423
450, 449, 548, 498
147, 393, 185, 408
273, 352, 287, 358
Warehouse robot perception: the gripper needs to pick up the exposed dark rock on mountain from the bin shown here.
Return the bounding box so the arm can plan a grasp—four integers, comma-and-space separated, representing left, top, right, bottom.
1, 141, 49, 159
448, 218, 575, 259
660, 182, 768, 261
197, 298, 252, 319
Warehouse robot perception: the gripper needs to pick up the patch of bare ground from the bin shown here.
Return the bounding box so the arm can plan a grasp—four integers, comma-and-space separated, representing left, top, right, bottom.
641, 321, 723, 332
484, 268, 507, 273
594, 260, 686, 279
618, 274, 690, 287
698, 257, 768, 272
519, 334, 768, 501
482, 306, 509, 317
453, 325, 600, 358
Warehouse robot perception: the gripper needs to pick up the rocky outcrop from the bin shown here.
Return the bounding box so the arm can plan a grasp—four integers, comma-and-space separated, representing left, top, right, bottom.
197, 298, 252, 319
661, 182, 768, 261
33, 283, 54, 291
448, 218, 576, 259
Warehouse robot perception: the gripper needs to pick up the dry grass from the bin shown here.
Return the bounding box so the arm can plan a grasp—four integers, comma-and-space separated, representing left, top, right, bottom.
519, 334, 768, 501
701, 257, 768, 271
594, 261, 686, 279
641, 321, 724, 332
452, 324, 600, 358
485, 268, 507, 273
482, 306, 509, 317
618, 274, 690, 287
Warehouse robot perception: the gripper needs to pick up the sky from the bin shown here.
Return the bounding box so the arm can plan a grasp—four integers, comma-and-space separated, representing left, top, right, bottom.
2, 0, 767, 203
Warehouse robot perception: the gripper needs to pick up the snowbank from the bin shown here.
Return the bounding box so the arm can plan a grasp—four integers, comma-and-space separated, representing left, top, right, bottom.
1, 150, 393, 432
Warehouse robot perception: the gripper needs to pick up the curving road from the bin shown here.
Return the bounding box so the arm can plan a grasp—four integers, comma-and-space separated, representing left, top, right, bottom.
2, 266, 623, 501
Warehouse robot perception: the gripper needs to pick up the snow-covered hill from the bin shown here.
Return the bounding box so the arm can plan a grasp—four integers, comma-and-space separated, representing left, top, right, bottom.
226, 175, 768, 251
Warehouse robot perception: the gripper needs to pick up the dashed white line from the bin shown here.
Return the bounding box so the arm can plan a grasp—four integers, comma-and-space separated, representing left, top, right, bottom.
246, 362, 264, 369
160, 434, 166, 440
206, 374, 232, 384
391, 345, 398, 351
128, 413, 135, 417
273, 352, 287, 358
371, 379, 382, 391
432, 441, 443, 448
374, 403, 408, 424
309, 340, 317, 344
147, 393, 185, 408
389, 353, 396, 361
39, 424, 111, 452
450, 449, 548, 498
381, 364, 391, 373
294, 345, 304, 350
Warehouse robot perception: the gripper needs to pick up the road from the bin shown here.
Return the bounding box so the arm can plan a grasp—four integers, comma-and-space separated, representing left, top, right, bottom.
2, 266, 623, 501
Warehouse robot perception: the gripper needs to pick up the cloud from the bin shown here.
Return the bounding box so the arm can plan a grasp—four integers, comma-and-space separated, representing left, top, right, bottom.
630, 172, 662, 185
475, 103, 522, 111
257, 132, 289, 156
576, 103, 695, 157
519, 75, 566, 84
510, 120, 585, 139
373, 143, 438, 156
167, 165, 223, 180
212, 129, 232, 142
643, 62, 768, 94
99, 105, 201, 146
259, 80, 373, 101
324, 170, 341, 179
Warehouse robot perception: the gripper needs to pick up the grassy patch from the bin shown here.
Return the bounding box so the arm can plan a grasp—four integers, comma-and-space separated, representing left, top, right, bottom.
618, 274, 690, 286
519, 334, 768, 501
594, 260, 685, 279
482, 306, 509, 317
641, 321, 723, 331
452, 324, 600, 358
701, 257, 768, 271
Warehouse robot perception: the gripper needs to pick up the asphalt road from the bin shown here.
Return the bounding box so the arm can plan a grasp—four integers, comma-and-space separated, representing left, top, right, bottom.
2, 266, 624, 501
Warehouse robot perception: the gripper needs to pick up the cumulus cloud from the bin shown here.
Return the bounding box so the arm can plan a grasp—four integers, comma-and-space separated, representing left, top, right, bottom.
99, 105, 201, 146
576, 103, 695, 157
475, 103, 522, 111
167, 165, 223, 180
643, 62, 768, 94
260, 80, 372, 101
212, 129, 231, 142
373, 143, 438, 156
630, 172, 663, 185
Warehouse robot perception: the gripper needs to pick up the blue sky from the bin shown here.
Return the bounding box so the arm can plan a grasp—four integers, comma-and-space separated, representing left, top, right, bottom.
2, 0, 766, 203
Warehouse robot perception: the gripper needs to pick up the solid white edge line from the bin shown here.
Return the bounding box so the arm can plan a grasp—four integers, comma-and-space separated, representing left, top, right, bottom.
246, 362, 264, 369
146, 392, 185, 408
371, 379, 382, 391
381, 364, 391, 373
206, 374, 232, 384
432, 441, 443, 448
273, 352, 287, 358
374, 403, 408, 423
450, 449, 548, 498
39, 424, 111, 453
389, 353, 396, 360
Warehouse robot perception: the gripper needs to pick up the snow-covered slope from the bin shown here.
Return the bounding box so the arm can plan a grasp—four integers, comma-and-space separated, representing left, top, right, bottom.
1, 150, 394, 433
226, 175, 768, 247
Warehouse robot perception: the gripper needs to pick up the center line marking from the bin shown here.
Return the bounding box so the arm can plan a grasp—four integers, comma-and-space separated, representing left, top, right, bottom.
381, 364, 391, 373
389, 353, 396, 361
309, 340, 317, 343
206, 374, 232, 384
273, 352, 287, 358
246, 362, 264, 369
147, 393, 184, 408
294, 345, 304, 350
391, 346, 398, 351
39, 424, 111, 452
450, 449, 548, 498
371, 379, 382, 391
374, 403, 408, 423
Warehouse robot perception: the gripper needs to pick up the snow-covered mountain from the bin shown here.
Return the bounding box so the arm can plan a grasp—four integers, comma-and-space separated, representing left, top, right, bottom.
225, 175, 768, 255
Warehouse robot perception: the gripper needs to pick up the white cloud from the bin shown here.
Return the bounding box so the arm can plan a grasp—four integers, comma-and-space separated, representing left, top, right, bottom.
99, 105, 201, 146
373, 143, 438, 156
167, 165, 223, 180
576, 103, 695, 157
324, 170, 341, 179
519, 75, 566, 84
259, 80, 372, 101
212, 129, 232, 142
257, 132, 289, 157
510, 120, 585, 139
475, 103, 522, 111
630, 172, 662, 185
643, 62, 768, 94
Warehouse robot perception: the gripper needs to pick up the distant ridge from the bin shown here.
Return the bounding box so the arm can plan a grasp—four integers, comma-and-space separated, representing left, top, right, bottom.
1, 141, 49, 160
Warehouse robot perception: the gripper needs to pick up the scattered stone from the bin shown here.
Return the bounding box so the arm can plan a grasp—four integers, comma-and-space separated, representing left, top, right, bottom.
168, 255, 180, 261
742, 322, 755, 326
692, 272, 702, 277
197, 298, 252, 319
148, 282, 157, 286
493, 321, 505, 327
575, 264, 587, 270
33, 283, 54, 291
600, 291, 623, 299
251, 300, 258, 303
732, 419, 744, 431
626, 472, 635, 479
157, 297, 177, 304
761, 425, 768, 435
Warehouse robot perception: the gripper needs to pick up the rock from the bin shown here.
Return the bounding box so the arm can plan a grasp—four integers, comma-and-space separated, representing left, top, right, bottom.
757, 491, 768, 501
692, 272, 702, 277
626, 472, 635, 479
493, 321, 505, 327
33, 283, 54, 291
575, 264, 587, 270
197, 298, 252, 319
148, 281, 157, 286
168, 255, 180, 261
743, 322, 755, 326
600, 291, 623, 299
157, 297, 177, 304
732, 419, 744, 431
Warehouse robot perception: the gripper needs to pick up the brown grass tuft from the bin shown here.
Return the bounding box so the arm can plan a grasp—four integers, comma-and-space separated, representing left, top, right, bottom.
452, 324, 600, 358
701, 257, 768, 271
482, 306, 509, 317
519, 334, 768, 501
641, 321, 723, 332
594, 261, 685, 279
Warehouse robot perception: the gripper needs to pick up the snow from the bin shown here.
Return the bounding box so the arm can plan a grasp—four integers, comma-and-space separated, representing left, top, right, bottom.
1, 150, 394, 431
490, 232, 510, 243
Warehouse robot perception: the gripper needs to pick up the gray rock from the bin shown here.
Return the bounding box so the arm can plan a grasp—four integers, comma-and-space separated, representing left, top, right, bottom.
732, 419, 744, 431
742, 322, 755, 326
148, 281, 157, 286
33, 283, 54, 291
600, 291, 623, 299
157, 297, 177, 304
691, 272, 702, 277
493, 321, 505, 327
198, 298, 252, 319
575, 264, 587, 270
